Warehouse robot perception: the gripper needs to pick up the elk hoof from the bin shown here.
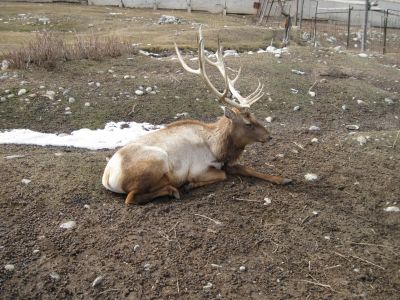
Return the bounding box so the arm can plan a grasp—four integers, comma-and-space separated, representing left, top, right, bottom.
183, 183, 193, 193
281, 178, 293, 185
172, 189, 181, 200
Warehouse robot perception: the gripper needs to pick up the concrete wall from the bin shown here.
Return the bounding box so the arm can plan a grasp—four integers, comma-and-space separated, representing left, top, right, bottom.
88, 0, 257, 14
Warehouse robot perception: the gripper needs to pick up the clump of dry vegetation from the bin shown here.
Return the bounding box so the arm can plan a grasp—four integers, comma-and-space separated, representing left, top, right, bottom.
3, 32, 134, 70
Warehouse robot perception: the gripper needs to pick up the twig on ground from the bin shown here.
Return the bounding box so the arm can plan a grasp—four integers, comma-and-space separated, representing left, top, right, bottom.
392, 130, 400, 148
350, 255, 385, 270
293, 141, 305, 150
333, 251, 349, 260
350, 242, 393, 249
194, 214, 222, 226
98, 289, 119, 295
176, 279, 180, 294
324, 264, 342, 270
233, 197, 262, 203
302, 280, 333, 290
308, 80, 318, 93
308, 261, 311, 272
128, 103, 138, 116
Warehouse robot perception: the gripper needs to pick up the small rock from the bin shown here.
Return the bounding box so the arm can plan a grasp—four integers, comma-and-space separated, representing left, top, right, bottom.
342, 105, 347, 111
4, 264, 15, 272
1, 59, 10, 71
33, 249, 40, 254
68, 97, 75, 103
239, 266, 246, 272
223, 49, 239, 57
29, 93, 36, 98
60, 221, 76, 229
384, 98, 394, 105
290, 88, 299, 94
92, 276, 104, 287
0, 97, 6, 102
309, 125, 320, 131
95, 82, 101, 87
265, 116, 273, 123
18, 89, 27, 96
203, 282, 213, 290
304, 173, 318, 181
45, 91, 55, 100
312, 211, 319, 215
324, 235, 331, 240
291, 69, 305, 75
356, 99, 366, 105
84, 102, 90, 107
311, 138, 319, 143
39, 85, 45, 89
345, 124, 360, 130
65, 107, 70, 111
356, 136, 367, 146
145, 86, 152, 93
293, 106, 300, 111
135, 90, 144, 96
88, 82, 94, 86
49, 272, 60, 281
123, 75, 130, 79
144, 263, 151, 271
7, 94, 15, 99
263, 197, 272, 205
21, 178, 31, 185
308, 91, 316, 97
83, 204, 90, 209
384, 206, 399, 212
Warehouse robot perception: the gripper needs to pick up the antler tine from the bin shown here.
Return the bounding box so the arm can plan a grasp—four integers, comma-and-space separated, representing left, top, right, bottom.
175, 25, 264, 110
174, 42, 200, 75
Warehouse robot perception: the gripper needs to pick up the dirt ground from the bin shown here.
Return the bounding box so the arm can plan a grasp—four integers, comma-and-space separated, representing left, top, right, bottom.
1, 3, 400, 300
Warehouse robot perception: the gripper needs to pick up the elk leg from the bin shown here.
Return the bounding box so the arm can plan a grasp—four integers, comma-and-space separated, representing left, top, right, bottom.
125, 185, 180, 205
185, 167, 227, 191
225, 164, 292, 185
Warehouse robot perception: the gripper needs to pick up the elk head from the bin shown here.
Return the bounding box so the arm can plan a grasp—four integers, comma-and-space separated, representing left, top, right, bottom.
174, 26, 270, 147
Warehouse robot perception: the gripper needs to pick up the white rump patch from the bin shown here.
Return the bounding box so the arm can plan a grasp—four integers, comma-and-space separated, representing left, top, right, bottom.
0, 121, 161, 150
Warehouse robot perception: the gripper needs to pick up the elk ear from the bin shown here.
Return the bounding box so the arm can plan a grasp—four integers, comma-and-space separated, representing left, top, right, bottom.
224, 107, 238, 120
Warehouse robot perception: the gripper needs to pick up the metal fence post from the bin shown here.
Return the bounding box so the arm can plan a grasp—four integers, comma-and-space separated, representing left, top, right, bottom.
347, 6, 352, 49
313, 1, 319, 47
299, 0, 304, 29
383, 9, 388, 54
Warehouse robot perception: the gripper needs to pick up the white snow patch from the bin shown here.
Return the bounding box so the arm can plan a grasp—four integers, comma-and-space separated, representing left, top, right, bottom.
305, 173, 318, 181
384, 206, 399, 212
0, 121, 161, 150
60, 221, 76, 229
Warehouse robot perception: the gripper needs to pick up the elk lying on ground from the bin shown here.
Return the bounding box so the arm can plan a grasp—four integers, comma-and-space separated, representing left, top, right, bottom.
102, 27, 292, 205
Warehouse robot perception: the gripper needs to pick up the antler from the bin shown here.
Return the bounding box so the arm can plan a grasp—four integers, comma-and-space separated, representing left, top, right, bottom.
174, 26, 264, 110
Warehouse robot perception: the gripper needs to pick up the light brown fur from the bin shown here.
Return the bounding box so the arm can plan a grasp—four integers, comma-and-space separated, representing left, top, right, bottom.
103, 108, 291, 205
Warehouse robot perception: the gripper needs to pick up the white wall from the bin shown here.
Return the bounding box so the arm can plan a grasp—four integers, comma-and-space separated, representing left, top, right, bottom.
89, 0, 257, 14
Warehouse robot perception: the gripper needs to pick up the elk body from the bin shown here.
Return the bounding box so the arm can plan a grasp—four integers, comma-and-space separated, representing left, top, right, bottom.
102, 27, 291, 205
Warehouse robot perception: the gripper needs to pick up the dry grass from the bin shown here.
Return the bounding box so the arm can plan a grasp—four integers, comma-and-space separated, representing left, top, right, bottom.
3, 32, 134, 70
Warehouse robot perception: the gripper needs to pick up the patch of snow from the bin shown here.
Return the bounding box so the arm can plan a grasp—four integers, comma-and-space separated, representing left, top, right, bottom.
305, 173, 318, 181
358, 53, 368, 58
21, 178, 31, 185
0, 121, 161, 150
60, 221, 76, 229
384, 206, 399, 212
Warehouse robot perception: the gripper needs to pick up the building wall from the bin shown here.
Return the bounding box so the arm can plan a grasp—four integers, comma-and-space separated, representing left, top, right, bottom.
88, 0, 257, 14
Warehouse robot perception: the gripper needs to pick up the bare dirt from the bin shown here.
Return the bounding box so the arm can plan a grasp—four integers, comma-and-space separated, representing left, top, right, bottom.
1, 3, 400, 300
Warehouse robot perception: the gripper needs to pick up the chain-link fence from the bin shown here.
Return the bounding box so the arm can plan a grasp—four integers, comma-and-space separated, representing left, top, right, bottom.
259, 2, 400, 54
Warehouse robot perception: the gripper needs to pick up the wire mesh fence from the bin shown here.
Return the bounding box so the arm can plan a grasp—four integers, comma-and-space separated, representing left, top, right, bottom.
259, 1, 400, 54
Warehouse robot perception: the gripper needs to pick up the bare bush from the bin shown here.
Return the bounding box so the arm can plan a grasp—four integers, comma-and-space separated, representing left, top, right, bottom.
4, 32, 134, 70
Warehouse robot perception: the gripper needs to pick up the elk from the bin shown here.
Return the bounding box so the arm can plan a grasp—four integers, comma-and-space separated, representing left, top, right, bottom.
102, 27, 292, 205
